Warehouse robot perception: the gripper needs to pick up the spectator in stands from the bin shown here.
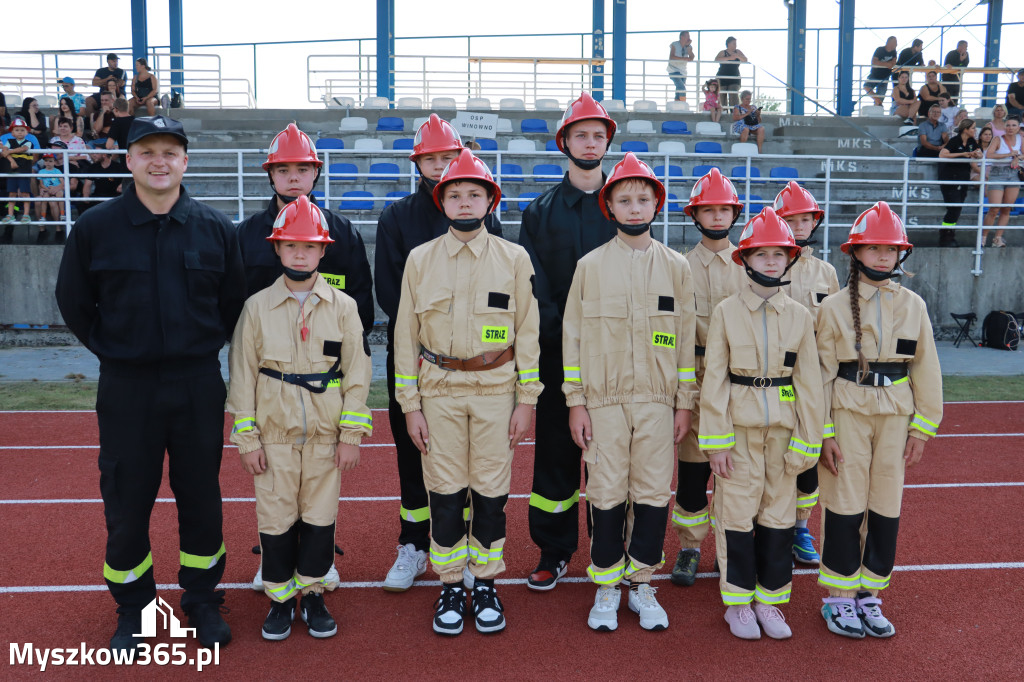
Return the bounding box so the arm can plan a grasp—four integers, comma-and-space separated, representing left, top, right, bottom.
80, 149, 126, 214
1005, 69, 1024, 119
105, 98, 133, 151
981, 115, 1022, 248
57, 77, 86, 113
0, 92, 11, 130
731, 90, 765, 154
891, 71, 920, 124
988, 103, 1007, 139
714, 37, 747, 109
942, 41, 969, 106
894, 38, 925, 82
916, 103, 949, 160
972, 125, 994, 183
50, 118, 88, 195
937, 118, 981, 247
53, 97, 86, 139
86, 53, 126, 116
953, 108, 968, 129
703, 79, 723, 123
89, 92, 115, 147
917, 70, 947, 111
667, 31, 695, 103
864, 36, 897, 107
35, 153, 64, 227
938, 93, 957, 128
1, 117, 36, 232
18, 98, 49, 148
130, 58, 160, 117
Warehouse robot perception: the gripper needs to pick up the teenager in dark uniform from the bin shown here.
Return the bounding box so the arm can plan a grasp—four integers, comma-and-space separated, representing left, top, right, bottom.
55, 115, 246, 653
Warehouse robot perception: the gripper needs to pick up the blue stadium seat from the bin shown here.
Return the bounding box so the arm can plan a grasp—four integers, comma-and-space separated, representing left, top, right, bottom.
316, 138, 345, 149
769, 166, 799, 183
328, 162, 359, 178
533, 164, 564, 182
521, 118, 549, 134
477, 138, 499, 151
740, 194, 765, 212
369, 162, 401, 181
1013, 197, 1024, 216
518, 191, 542, 211
692, 164, 721, 178
339, 191, 375, 211
493, 163, 524, 182
694, 141, 723, 154
385, 190, 411, 207
392, 138, 415, 150
620, 141, 649, 153
730, 166, 765, 184
666, 192, 685, 213
376, 116, 404, 132
653, 164, 684, 179
311, 190, 326, 208
545, 139, 560, 152
661, 121, 691, 135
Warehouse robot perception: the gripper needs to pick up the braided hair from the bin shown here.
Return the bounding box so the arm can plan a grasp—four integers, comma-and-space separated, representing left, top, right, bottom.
848, 253, 869, 375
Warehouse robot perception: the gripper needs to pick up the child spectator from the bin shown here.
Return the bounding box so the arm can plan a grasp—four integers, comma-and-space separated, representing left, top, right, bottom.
1, 117, 37, 234
816, 202, 942, 639
105, 98, 133, 151
130, 58, 160, 117
226, 194, 372, 641
35, 153, 64, 242
395, 149, 541, 635
561, 153, 696, 632
703, 79, 723, 123
773, 182, 840, 564
699, 207, 824, 640
937, 93, 957, 128
669, 168, 745, 588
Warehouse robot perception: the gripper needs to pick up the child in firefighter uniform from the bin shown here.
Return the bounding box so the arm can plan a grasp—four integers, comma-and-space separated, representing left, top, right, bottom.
699, 207, 824, 640
562, 153, 697, 632
816, 201, 942, 639
772, 181, 841, 565
227, 195, 372, 641
670, 168, 747, 587
394, 149, 542, 636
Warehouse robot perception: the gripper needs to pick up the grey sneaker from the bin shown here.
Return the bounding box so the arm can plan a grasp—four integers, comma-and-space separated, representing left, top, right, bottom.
627, 583, 668, 631
383, 543, 427, 592
856, 592, 895, 638
822, 597, 866, 639
587, 585, 621, 632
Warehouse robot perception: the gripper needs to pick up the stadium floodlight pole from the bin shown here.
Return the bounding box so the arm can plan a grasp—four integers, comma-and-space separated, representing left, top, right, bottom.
982, 0, 1003, 108
376, 0, 395, 107
130, 0, 148, 67
786, 0, 807, 116
836, 0, 855, 117
612, 0, 626, 102
593, 0, 605, 101
169, 0, 184, 106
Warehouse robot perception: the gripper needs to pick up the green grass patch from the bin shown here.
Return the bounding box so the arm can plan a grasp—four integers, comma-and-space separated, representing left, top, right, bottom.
941, 375, 1024, 402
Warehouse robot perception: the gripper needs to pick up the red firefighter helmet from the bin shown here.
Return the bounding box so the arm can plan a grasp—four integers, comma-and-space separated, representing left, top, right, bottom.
732, 207, 801, 265
8, 117, 29, 131
555, 92, 617, 153
841, 201, 912, 254
683, 167, 742, 218
262, 123, 321, 170
598, 152, 666, 220
432, 149, 502, 213
266, 195, 334, 243
772, 181, 824, 222
410, 113, 463, 160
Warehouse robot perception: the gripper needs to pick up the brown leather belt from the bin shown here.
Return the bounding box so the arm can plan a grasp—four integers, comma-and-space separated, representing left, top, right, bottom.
421, 346, 514, 372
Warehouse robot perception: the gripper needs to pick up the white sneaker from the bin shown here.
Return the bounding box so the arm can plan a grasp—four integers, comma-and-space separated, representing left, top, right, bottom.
587, 585, 621, 631
627, 583, 669, 631
252, 563, 340, 591
383, 543, 427, 592
252, 565, 264, 592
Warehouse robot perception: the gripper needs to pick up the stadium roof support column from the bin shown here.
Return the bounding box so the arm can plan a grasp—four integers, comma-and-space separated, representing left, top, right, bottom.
376, 0, 395, 107
130, 0, 148, 67
786, 0, 807, 116
982, 0, 1003, 108
612, 0, 626, 102
169, 0, 184, 104
836, 0, 855, 117
592, 0, 605, 101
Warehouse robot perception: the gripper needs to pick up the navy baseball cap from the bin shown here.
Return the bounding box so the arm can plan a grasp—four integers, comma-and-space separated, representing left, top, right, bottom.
127, 115, 189, 150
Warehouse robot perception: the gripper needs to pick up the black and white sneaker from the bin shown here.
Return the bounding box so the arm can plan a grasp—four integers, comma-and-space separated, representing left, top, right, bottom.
471, 581, 506, 633
433, 583, 466, 636
527, 557, 568, 591
300, 593, 337, 638
262, 597, 295, 641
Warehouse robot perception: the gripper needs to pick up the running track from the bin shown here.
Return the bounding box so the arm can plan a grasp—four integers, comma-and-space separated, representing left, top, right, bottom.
1, 402, 1023, 679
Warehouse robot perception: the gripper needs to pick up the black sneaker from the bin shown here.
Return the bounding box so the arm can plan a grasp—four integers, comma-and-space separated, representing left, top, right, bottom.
670, 548, 700, 586
55, 230, 65, 245
527, 557, 568, 591
300, 592, 337, 638
186, 592, 232, 648
109, 610, 143, 653
35, 229, 48, 244
262, 597, 295, 641
471, 582, 506, 633
433, 583, 466, 636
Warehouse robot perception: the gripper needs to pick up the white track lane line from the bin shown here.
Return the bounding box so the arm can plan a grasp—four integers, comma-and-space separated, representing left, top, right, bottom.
3, 561, 1024, 594
4, 481, 1022, 505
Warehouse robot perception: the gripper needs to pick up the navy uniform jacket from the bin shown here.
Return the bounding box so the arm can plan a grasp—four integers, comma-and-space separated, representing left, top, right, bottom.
55, 181, 246, 366
237, 198, 375, 332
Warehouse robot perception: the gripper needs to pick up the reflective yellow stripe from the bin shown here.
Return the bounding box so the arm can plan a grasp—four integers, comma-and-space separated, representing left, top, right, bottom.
103, 553, 153, 584
394, 374, 417, 388
180, 542, 226, 570
677, 367, 696, 382
699, 433, 736, 449
672, 510, 709, 527
232, 417, 255, 434
892, 376, 909, 385
823, 423, 836, 438
268, 580, 300, 601
817, 571, 862, 590
563, 366, 581, 383
860, 573, 891, 590
430, 544, 468, 565
519, 369, 539, 383
529, 490, 580, 513
788, 438, 821, 457
587, 563, 625, 585
340, 411, 373, 431
910, 413, 938, 437
400, 505, 429, 523
796, 491, 819, 508
755, 587, 791, 605
468, 545, 504, 564
721, 590, 754, 605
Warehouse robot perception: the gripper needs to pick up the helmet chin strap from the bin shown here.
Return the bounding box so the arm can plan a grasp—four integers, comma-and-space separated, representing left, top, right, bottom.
617, 222, 651, 237
283, 266, 315, 282
450, 218, 484, 232
852, 249, 911, 281
562, 133, 605, 171
741, 253, 800, 287
795, 216, 824, 248
693, 210, 740, 240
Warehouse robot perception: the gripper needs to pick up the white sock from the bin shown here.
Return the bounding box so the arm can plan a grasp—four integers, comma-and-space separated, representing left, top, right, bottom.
795, 519, 808, 529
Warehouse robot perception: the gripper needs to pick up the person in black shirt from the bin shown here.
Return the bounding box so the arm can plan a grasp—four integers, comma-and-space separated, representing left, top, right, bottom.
893, 38, 925, 82
942, 41, 969, 106
55, 116, 244, 654
1006, 69, 1024, 119
80, 149, 126, 212
86, 54, 126, 116
865, 36, 897, 106
105, 98, 133, 151
937, 118, 982, 247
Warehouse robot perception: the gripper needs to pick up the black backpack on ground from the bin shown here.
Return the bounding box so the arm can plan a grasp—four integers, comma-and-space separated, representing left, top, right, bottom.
980, 311, 1021, 351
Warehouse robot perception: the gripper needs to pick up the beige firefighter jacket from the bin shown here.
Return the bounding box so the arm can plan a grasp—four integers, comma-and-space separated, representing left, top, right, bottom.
784, 246, 841, 329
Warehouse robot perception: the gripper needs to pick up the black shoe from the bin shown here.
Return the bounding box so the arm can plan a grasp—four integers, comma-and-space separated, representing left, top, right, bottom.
299, 592, 337, 638
471, 581, 506, 633
186, 593, 232, 648
527, 556, 568, 591
36, 230, 48, 244
261, 597, 295, 641
55, 230, 65, 245
109, 610, 143, 654
432, 583, 466, 636
670, 548, 700, 586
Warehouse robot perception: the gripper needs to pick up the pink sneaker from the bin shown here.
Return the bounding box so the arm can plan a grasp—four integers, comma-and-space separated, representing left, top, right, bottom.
753, 602, 792, 639
724, 605, 761, 640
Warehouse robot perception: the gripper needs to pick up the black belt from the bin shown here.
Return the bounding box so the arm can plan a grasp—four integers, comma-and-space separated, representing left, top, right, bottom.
836, 361, 909, 387
259, 357, 343, 394
728, 373, 793, 388
695, 345, 706, 357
